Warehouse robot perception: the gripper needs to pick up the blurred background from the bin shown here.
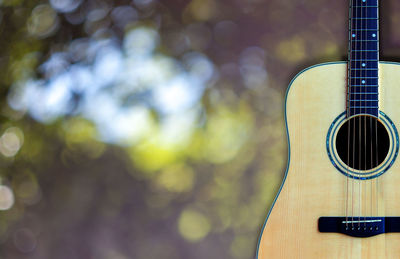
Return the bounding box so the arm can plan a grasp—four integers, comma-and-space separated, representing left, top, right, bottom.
0, 0, 400, 258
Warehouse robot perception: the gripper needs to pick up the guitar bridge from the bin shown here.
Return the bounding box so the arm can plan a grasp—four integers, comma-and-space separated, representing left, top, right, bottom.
318, 217, 400, 238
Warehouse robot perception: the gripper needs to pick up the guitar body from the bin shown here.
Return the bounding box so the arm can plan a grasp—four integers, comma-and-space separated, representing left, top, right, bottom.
257, 62, 400, 259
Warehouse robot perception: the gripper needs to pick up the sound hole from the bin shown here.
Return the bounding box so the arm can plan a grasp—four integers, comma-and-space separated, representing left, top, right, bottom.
335, 115, 390, 171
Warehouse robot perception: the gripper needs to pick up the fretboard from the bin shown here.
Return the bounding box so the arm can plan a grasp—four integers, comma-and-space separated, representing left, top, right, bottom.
347, 0, 379, 117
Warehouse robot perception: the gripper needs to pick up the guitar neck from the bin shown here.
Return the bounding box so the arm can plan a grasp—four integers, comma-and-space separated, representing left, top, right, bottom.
347, 0, 379, 117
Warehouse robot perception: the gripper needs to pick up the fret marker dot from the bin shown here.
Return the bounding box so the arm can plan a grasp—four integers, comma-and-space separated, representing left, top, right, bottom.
362, 63, 366, 67
372, 33, 376, 38
362, 80, 366, 84
352, 34, 356, 38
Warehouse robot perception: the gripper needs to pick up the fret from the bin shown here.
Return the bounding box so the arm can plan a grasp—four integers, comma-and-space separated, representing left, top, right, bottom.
351, 20, 378, 30
350, 68, 378, 71
348, 99, 378, 101
350, 74, 378, 78
350, 85, 378, 87
349, 99, 378, 101
352, 29, 379, 31
351, 18, 378, 20
348, 109, 379, 117
348, 91, 379, 95
348, 93, 379, 100
349, 92, 379, 95
352, 39, 378, 43
349, 85, 378, 89
347, 99, 378, 103
349, 86, 378, 94
350, 76, 378, 78
349, 91, 379, 95
351, 10, 378, 19
350, 70, 378, 73
350, 50, 378, 52
349, 103, 379, 109
349, 76, 378, 79
351, 41, 378, 48
350, 72, 378, 75
348, 93, 379, 96
349, 106, 379, 108
350, 74, 379, 78
349, 67, 378, 71
352, 40, 378, 42
349, 99, 376, 101
349, 100, 378, 105
350, 82, 378, 86
350, 52, 378, 60
351, 42, 378, 50
351, 0, 377, 5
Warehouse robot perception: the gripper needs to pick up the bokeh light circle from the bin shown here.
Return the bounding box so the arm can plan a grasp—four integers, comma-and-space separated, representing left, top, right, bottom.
13, 228, 37, 253
50, 0, 83, 13
178, 209, 211, 242
0, 185, 15, 211
27, 4, 59, 38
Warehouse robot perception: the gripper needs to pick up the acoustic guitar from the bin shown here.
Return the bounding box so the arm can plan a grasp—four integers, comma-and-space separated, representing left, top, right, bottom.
256, 0, 400, 258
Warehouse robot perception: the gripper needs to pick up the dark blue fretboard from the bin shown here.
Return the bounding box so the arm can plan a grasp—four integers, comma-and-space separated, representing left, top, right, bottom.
347, 0, 379, 117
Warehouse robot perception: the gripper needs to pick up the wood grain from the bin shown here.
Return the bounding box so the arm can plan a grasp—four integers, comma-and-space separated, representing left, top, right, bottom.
257, 62, 400, 259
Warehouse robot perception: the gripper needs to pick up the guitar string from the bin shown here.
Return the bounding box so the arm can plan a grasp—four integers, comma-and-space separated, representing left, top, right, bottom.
370, 108, 373, 221
375, 0, 379, 221
345, 0, 353, 230
346, 0, 355, 228
359, 113, 362, 229
376, 0, 380, 218
346, 114, 350, 230
357, 0, 363, 228
375, 113, 379, 217
358, 0, 364, 229
351, 0, 357, 229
